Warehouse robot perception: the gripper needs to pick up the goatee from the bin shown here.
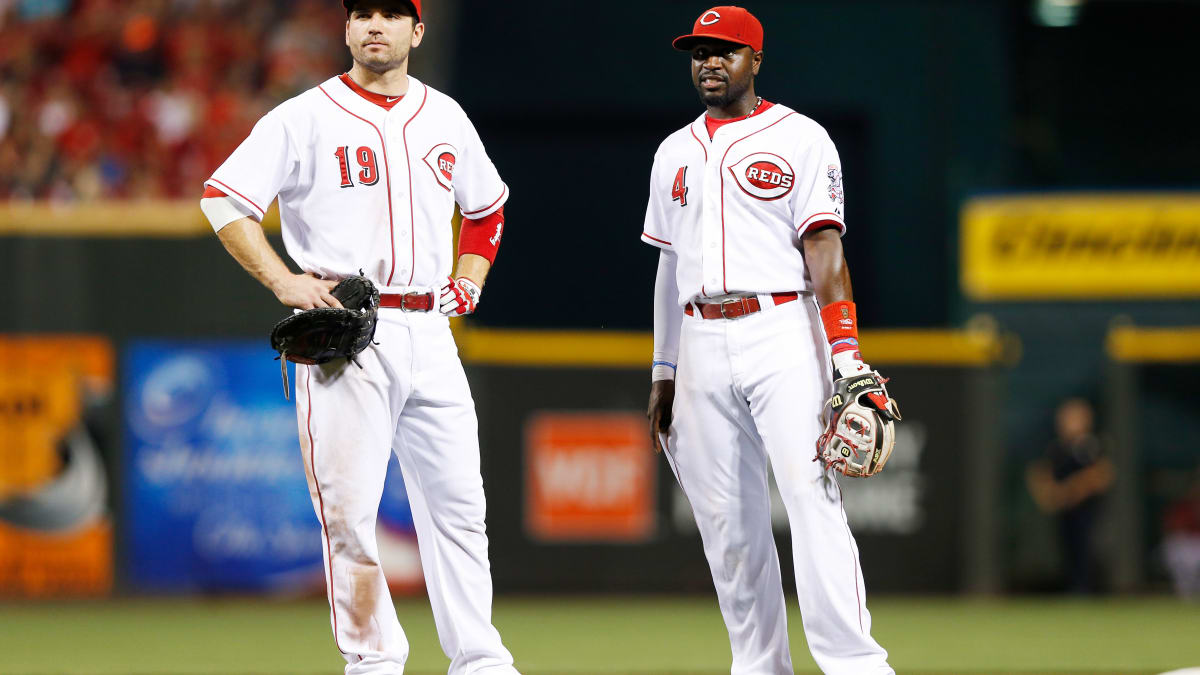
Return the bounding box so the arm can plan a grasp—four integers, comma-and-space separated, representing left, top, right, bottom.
697, 79, 750, 110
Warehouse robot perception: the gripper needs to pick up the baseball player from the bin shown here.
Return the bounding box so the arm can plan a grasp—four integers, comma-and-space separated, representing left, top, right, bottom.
643, 7, 897, 674
199, 2, 518, 673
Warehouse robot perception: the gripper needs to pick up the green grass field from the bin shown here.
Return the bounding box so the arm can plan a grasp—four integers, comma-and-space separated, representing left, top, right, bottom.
1, 595, 1198, 674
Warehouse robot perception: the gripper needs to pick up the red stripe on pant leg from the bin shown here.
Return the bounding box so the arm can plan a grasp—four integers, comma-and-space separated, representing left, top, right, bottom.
306, 365, 347, 655
835, 482, 864, 633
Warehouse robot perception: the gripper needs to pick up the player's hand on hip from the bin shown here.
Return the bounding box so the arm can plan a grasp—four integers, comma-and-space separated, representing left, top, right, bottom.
272, 273, 341, 310
646, 380, 675, 454
438, 276, 481, 316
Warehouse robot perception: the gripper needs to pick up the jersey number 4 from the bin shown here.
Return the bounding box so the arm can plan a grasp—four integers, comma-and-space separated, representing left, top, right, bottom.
671, 166, 688, 207
335, 146, 380, 188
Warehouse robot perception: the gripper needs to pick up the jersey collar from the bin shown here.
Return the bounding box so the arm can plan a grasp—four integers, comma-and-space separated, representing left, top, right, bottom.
691, 102, 791, 148
338, 73, 403, 110
322, 73, 426, 122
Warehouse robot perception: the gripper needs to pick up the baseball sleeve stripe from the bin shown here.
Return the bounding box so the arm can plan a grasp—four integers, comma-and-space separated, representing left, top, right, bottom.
207, 179, 266, 218
642, 232, 672, 246
796, 213, 846, 236
461, 184, 509, 218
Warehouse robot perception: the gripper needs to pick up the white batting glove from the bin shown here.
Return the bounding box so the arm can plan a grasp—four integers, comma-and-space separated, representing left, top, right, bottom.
832, 349, 871, 380
438, 276, 481, 317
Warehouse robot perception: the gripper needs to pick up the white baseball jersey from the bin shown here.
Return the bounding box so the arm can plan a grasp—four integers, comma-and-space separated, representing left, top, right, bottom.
205, 73, 519, 675
206, 74, 508, 291
645, 104, 892, 673
641, 103, 845, 305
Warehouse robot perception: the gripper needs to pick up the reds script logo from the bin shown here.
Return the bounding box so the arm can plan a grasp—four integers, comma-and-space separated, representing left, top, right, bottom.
422, 143, 457, 192
727, 152, 795, 201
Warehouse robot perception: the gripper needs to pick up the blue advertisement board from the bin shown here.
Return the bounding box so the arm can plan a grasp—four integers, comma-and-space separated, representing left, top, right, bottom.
123, 341, 416, 592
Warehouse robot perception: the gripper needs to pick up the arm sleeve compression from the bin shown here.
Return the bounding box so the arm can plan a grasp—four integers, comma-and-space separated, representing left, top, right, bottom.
652, 249, 683, 382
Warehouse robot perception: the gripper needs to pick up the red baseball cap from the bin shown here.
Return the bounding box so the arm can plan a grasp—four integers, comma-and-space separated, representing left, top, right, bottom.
343, 0, 421, 22
672, 6, 763, 52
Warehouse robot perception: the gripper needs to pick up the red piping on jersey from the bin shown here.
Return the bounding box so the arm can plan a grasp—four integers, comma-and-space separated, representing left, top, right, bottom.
208, 179, 264, 217
318, 84, 398, 287
400, 86, 429, 286
461, 185, 507, 217
304, 366, 347, 655
717, 112, 798, 293
687, 123, 705, 304
704, 100, 775, 140
642, 232, 672, 246
201, 185, 228, 199
689, 125, 708, 161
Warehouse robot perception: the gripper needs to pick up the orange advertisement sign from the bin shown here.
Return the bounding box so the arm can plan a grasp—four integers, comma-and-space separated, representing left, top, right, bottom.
0, 335, 114, 597
524, 412, 656, 542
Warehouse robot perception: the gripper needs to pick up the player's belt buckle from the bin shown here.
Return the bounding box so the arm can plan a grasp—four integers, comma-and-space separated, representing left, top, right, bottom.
720, 298, 748, 319
400, 292, 428, 312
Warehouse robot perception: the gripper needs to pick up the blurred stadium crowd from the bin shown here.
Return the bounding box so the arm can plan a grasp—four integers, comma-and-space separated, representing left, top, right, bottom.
0, 0, 346, 201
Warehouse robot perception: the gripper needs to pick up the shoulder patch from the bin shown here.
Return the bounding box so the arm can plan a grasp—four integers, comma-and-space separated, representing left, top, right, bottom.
827, 165, 844, 204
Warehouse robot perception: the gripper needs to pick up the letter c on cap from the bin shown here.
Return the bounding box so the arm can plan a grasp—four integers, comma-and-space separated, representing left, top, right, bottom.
700, 10, 721, 25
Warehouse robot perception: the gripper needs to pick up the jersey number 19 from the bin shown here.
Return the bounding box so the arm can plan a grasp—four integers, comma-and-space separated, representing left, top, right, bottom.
335, 146, 380, 188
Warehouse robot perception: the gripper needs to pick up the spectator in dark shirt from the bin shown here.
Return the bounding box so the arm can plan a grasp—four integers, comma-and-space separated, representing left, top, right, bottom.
1026, 397, 1115, 593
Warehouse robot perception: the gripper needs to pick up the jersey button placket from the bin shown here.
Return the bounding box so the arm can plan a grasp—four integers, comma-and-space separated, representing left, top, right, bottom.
703, 141, 725, 292
386, 120, 411, 282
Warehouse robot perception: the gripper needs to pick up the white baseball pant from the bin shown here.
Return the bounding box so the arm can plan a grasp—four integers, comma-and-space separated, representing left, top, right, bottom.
663, 295, 892, 675
296, 308, 517, 675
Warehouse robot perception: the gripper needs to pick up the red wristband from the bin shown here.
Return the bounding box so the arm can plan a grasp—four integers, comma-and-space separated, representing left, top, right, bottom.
820, 301, 857, 340
820, 301, 859, 355
458, 207, 504, 264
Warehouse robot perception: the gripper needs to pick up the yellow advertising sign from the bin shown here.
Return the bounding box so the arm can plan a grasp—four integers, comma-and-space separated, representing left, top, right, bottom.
961, 193, 1200, 299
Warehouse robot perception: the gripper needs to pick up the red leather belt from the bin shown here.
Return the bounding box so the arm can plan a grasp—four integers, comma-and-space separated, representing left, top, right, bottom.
379, 292, 434, 312
685, 292, 799, 320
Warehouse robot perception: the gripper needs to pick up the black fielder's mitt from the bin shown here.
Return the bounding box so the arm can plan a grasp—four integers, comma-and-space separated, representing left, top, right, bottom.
269, 275, 380, 397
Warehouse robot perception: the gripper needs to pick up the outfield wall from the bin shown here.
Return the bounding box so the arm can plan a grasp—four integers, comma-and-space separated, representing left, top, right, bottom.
4, 197, 1199, 596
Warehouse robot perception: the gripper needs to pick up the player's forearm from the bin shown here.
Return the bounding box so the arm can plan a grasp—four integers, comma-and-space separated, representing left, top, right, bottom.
652, 250, 683, 381
216, 216, 296, 296
804, 227, 870, 376
456, 207, 504, 289
801, 227, 853, 306
454, 253, 491, 289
